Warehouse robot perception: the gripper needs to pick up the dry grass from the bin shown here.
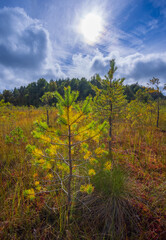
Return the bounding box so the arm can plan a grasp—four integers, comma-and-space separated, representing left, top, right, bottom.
0, 104, 166, 239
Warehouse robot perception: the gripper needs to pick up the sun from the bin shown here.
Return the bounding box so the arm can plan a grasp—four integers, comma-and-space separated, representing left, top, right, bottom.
80, 13, 103, 44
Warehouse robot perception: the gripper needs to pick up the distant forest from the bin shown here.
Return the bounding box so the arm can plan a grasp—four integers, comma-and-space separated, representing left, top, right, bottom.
0, 77, 165, 107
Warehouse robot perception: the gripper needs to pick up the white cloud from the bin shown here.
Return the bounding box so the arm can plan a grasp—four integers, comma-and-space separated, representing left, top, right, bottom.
67, 50, 166, 91
117, 53, 166, 87
0, 7, 65, 91
67, 54, 93, 79
67, 51, 118, 79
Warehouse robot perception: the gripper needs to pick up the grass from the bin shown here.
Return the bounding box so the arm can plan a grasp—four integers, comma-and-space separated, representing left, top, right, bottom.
0, 103, 166, 239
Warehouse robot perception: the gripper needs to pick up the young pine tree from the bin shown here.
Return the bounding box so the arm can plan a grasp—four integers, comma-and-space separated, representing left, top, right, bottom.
40, 91, 55, 126
148, 77, 166, 128
25, 86, 107, 222
92, 59, 127, 159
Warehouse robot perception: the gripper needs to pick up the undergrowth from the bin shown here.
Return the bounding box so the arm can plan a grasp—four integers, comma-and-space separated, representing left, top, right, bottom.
0, 105, 166, 239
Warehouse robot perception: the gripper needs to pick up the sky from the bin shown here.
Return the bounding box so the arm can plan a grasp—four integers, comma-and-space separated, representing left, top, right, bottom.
0, 0, 166, 93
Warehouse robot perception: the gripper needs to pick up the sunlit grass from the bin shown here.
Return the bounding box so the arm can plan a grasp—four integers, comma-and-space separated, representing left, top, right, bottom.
0, 104, 165, 239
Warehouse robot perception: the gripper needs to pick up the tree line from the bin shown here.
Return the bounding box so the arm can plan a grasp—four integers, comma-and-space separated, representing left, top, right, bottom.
0, 75, 165, 107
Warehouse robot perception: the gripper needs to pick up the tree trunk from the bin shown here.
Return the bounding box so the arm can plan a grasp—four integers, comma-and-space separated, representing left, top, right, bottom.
46, 109, 49, 126
109, 101, 113, 163
68, 124, 72, 208
109, 77, 113, 161
109, 115, 112, 153
156, 97, 159, 128
67, 105, 72, 223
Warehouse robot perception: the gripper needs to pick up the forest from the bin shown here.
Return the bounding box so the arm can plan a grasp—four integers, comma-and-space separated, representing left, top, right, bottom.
0, 60, 166, 240
1, 75, 166, 107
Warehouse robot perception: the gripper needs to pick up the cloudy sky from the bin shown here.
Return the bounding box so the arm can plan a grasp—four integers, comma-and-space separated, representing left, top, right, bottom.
0, 0, 166, 92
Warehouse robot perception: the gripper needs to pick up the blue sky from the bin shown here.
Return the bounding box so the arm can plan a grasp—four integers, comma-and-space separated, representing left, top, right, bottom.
0, 0, 166, 92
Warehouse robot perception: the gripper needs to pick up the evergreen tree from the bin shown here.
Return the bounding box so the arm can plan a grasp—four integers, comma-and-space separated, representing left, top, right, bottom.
148, 77, 166, 128
92, 60, 127, 159
25, 86, 106, 222
40, 92, 56, 126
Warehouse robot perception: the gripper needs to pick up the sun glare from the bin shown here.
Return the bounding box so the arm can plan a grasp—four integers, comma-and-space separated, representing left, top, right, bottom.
80, 13, 103, 44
